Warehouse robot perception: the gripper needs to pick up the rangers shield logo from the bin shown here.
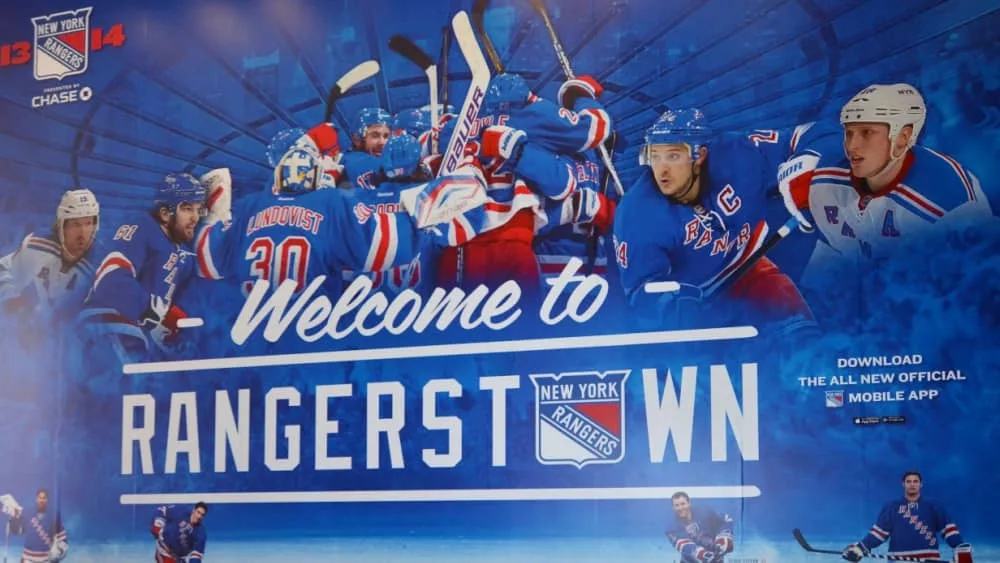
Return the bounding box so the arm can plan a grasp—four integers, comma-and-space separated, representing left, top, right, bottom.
31, 8, 93, 81
531, 370, 630, 468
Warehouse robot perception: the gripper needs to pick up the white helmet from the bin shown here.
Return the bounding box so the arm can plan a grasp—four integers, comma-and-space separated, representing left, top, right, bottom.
840, 83, 926, 151
56, 188, 100, 252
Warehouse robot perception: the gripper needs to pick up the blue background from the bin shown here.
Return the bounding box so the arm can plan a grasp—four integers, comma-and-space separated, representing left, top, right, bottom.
0, 0, 998, 561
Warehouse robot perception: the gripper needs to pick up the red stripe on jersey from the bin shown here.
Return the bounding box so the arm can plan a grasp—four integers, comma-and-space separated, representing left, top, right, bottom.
895, 185, 945, 217
370, 216, 392, 271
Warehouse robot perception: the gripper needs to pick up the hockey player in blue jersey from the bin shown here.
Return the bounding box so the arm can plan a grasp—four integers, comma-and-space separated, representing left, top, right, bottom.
843, 471, 972, 562
195, 123, 488, 304
665, 491, 735, 563
613, 108, 815, 331
778, 83, 997, 279
81, 173, 207, 358
0, 189, 101, 323
3, 489, 69, 563
340, 107, 393, 190
150, 502, 208, 563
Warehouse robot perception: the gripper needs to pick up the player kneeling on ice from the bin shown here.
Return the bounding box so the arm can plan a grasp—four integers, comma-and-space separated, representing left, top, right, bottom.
195, 123, 489, 305
613, 108, 814, 332
150, 502, 208, 563
665, 491, 734, 563
2, 489, 69, 563
842, 471, 973, 563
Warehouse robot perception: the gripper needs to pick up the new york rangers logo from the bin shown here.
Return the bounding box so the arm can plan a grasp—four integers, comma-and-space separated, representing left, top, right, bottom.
31, 8, 93, 81
530, 370, 630, 468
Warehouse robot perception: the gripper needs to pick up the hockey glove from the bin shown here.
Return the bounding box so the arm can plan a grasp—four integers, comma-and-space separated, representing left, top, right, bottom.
557, 75, 604, 110
47, 539, 68, 562
954, 543, 973, 563
842, 543, 868, 562
138, 295, 187, 352
0, 494, 22, 517
714, 534, 734, 555
777, 153, 819, 232
199, 167, 233, 225
570, 188, 616, 235
480, 126, 527, 164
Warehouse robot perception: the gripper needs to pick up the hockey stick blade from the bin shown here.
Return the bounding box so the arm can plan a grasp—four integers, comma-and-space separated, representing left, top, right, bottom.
439, 10, 491, 177
389, 35, 434, 70
792, 529, 949, 563
323, 60, 380, 122
471, 0, 504, 73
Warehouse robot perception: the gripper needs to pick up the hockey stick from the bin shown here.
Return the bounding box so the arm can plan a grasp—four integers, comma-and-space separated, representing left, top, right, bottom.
323, 60, 381, 123
471, 0, 504, 73
527, 0, 624, 198
438, 10, 492, 177
388, 35, 440, 153
440, 24, 452, 109
792, 529, 949, 563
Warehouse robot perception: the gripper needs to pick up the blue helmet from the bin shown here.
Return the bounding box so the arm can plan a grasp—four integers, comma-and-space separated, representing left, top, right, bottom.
266, 127, 306, 169
382, 133, 424, 180
355, 107, 392, 139
643, 108, 713, 162
153, 173, 206, 212
392, 108, 431, 139
273, 145, 320, 195
484, 73, 532, 113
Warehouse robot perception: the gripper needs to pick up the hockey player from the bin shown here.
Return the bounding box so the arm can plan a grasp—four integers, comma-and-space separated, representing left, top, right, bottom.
195, 124, 489, 303
433, 73, 616, 292
82, 173, 207, 356
4, 489, 69, 563
779, 83, 996, 272
339, 107, 393, 191
665, 491, 734, 563
0, 189, 100, 321
842, 471, 972, 562
150, 502, 208, 563
613, 108, 815, 331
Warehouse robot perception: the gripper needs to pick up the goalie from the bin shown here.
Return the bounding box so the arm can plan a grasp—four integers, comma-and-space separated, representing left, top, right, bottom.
1, 490, 68, 563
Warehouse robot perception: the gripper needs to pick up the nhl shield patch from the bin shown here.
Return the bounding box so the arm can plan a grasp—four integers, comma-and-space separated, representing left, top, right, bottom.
31, 7, 93, 81
530, 370, 630, 468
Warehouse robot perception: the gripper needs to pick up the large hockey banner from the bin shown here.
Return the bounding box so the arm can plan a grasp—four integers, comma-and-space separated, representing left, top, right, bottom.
0, 1, 998, 562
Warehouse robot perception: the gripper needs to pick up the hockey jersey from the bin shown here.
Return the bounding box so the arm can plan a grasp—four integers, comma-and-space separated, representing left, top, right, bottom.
859, 497, 964, 559
340, 150, 383, 191
86, 213, 196, 324
665, 505, 735, 563
195, 165, 487, 297
0, 230, 98, 319
613, 128, 802, 310
152, 505, 206, 563
11, 508, 68, 563
784, 127, 996, 269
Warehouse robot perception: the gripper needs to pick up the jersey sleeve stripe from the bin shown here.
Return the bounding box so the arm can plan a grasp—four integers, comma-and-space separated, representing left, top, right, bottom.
893, 184, 945, 217
93, 251, 137, 290
578, 108, 611, 152
195, 224, 223, 280
925, 147, 976, 202
869, 525, 889, 540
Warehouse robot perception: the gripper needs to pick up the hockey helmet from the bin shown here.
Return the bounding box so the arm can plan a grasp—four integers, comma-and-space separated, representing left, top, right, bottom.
266, 127, 307, 169
153, 173, 207, 214
354, 107, 392, 139
56, 188, 100, 250
273, 144, 321, 195
392, 108, 432, 139
640, 108, 713, 165
840, 83, 926, 151
382, 133, 424, 180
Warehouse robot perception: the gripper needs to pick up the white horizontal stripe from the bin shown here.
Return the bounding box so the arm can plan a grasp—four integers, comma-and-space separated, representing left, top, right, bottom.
122, 326, 758, 375
121, 485, 761, 505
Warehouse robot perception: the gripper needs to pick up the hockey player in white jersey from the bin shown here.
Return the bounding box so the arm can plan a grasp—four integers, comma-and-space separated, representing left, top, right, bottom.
0, 189, 101, 321
778, 83, 996, 275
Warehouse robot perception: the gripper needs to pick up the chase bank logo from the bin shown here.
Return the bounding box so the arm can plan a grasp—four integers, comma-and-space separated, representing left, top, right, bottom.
530, 370, 629, 468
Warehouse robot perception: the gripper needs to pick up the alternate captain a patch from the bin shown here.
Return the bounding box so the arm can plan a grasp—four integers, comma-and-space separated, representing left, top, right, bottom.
530, 370, 630, 468
31, 7, 93, 81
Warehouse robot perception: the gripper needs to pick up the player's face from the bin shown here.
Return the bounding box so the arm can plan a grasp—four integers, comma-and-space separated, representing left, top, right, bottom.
35, 491, 47, 512
672, 496, 691, 520
903, 475, 922, 497
169, 201, 205, 244
648, 144, 701, 204
190, 506, 206, 525
62, 216, 97, 259
363, 124, 391, 156
843, 123, 892, 178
